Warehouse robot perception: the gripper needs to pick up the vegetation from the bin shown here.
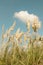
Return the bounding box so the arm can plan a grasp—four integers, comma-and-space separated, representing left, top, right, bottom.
0, 17, 43, 65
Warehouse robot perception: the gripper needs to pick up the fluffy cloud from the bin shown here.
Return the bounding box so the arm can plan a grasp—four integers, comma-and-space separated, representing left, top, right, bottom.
14, 11, 41, 31
14, 11, 39, 23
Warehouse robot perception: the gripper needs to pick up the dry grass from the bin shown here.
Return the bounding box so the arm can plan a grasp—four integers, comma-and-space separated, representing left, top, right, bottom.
0, 21, 43, 65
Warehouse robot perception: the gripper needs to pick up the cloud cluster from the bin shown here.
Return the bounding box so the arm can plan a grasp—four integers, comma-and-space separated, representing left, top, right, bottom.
14, 11, 41, 31
14, 11, 39, 23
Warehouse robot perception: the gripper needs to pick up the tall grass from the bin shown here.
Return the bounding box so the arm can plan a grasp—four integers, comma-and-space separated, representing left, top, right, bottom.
0, 21, 43, 65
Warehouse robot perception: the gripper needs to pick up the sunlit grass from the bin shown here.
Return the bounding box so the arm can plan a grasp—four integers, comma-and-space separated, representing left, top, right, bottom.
0, 20, 43, 65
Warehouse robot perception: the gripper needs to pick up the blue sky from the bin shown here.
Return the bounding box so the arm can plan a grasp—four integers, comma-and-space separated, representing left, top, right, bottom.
0, 0, 43, 37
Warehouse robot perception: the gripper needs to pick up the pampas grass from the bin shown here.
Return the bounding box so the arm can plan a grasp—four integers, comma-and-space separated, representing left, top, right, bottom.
0, 21, 43, 65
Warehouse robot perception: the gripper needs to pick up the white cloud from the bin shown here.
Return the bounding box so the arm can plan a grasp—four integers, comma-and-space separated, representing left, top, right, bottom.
14, 11, 41, 31
14, 11, 39, 23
